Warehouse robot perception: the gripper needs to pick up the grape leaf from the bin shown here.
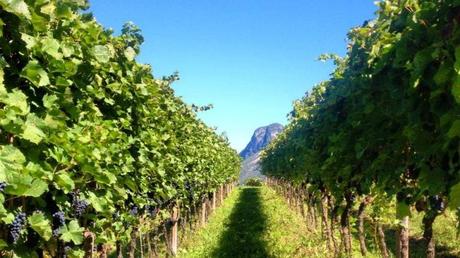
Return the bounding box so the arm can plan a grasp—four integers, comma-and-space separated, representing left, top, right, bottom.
22, 114, 46, 144
124, 47, 136, 61
449, 182, 460, 209
20, 60, 50, 87
0, 0, 31, 19
28, 212, 52, 241
41, 37, 61, 59
92, 45, 110, 63
54, 173, 74, 193
60, 220, 84, 244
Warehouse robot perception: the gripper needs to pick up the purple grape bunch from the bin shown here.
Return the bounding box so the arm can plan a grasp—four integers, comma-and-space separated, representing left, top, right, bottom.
63, 245, 72, 258
129, 205, 138, 216
185, 182, 195, 203
0, 181, 7, 192
429, 195, 445, 212
71, 191, 88, 218
52, 211, 65, 237
9, 212, 27, 244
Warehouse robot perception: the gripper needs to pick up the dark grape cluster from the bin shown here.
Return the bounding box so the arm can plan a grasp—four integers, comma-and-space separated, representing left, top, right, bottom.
0, 181, 6, 192
145, 205, 159, 217
144, 205, 151, 215
185, 182, 194, 203
71, 192, 88, 217
62, 245, 72, 258
185, 182, 191, 190
347, 193, 356, 203
429, 195, 445, 212
129, 205, 138, 216
52, 211, 65, 237
9, 213, 27, 244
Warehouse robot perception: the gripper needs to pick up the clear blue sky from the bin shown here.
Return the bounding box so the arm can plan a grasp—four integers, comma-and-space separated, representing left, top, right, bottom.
89, 1, 377, 152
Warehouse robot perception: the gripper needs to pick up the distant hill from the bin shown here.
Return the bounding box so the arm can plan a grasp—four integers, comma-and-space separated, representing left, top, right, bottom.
240, 123, 284, 159
239, 123, 283, 184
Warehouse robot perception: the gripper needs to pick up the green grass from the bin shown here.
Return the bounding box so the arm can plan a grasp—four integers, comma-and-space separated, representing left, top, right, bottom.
178, 186, 459, 258
178, 186, 327, 258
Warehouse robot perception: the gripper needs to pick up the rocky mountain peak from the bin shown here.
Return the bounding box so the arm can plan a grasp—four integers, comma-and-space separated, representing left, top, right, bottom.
239, 123, 284, 184
239, 123, 284, 159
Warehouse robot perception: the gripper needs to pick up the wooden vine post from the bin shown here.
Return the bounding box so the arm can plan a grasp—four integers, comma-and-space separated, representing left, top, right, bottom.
219, 185, 224, 205
397, 216, 410, 258
83, 230, 95, 258
376, 223, 389, 258
115, 241, 123, 258
128, 228, 137, 258
212, 191, 216, 211
201, 198, 207, 226
170, 205, 179, 256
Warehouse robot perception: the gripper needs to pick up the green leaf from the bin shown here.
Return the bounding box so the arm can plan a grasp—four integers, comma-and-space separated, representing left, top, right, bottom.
40, 2, 56, 16
43, 94, 58, 110
41, 37, 61, 59
0, 18, 4, 38
5, 170, 48, 197
60, 220, 84, 244
0, 239, 7, 250
396, 201, 411, 220
21, 60, 50, 87
0, 89, 29, 115
1, 213, 14, 224
54, 173, 74, 193
92, 45, 110, 63
412, 48, 432, 78
31, 9, 49, 32
89, 192, 114, 214
61, 43, 75, 58
87, 192, 104, 212
434, 62, 452, 86
452, 75, 460, 103
21, 33, 37, 49
24, 179, 48, 197
68, 249, 85, 258
22, 114, 46, 144
28, 212, 52, 241
124, 47, 136, 61
0, 0, 31, 19
455, 46, 460, 73
0, 145, 25, 176
418, 166, 444, 195
449, 182, 460, 209
447, 120, 460, 138
56, 76, 73, 87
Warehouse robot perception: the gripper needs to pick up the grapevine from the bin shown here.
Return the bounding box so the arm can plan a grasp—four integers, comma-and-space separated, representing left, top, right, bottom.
0, 0, 240, 255
261, 1, 460, 257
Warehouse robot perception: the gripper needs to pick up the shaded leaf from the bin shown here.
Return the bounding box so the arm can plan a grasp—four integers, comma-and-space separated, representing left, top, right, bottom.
21, 60, 50, 87
28, 212, 52, 241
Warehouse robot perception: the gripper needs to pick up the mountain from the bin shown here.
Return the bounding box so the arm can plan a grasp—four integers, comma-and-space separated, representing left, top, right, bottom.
239, 123, 284, 159
239, 123, 284, 184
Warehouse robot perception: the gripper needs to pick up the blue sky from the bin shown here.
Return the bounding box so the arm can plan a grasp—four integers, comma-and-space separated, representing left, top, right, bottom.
89, 1, 377, 152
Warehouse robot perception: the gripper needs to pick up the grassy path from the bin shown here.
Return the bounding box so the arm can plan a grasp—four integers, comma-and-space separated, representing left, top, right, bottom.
178, 186, 326, 258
